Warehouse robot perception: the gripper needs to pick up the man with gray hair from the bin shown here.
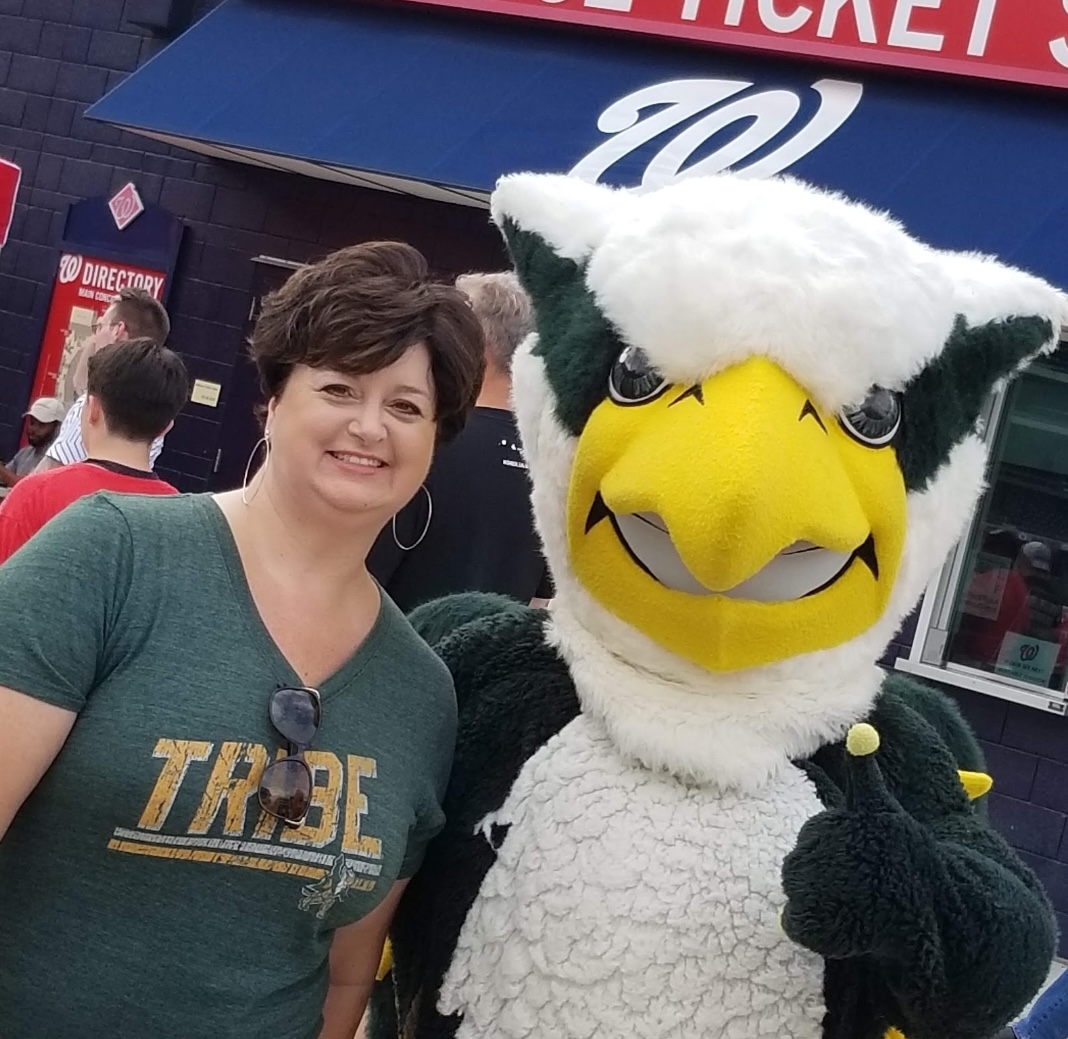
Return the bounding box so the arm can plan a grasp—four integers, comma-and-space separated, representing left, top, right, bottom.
368, 270, 552, 610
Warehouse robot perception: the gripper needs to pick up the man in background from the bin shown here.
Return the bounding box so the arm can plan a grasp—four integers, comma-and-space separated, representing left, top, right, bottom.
0, 339, 190, 565
36, 287, 171, 473
0, 398, 65, 500
368, 270, 551, 610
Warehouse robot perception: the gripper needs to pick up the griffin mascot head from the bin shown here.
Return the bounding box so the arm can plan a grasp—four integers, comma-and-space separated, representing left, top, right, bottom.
491, 172, 1066, 791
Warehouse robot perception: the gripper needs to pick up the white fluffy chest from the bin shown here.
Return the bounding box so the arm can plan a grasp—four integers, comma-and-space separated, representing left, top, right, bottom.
439, 714, 828, 1039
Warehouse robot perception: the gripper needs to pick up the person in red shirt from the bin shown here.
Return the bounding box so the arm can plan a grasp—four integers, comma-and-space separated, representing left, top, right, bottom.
0, 338, 190, 564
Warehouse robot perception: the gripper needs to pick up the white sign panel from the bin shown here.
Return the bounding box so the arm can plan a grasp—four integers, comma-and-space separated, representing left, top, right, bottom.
994, 631, 1060, 688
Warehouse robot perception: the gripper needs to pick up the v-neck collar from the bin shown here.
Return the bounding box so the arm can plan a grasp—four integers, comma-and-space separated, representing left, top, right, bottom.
199, 495, 390, 702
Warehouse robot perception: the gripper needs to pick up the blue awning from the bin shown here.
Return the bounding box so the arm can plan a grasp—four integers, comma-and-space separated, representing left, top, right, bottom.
87, 0, 1068, 288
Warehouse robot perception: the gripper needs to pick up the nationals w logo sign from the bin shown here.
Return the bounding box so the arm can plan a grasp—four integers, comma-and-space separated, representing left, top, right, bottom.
570, 77, 863, 189
57, 253, 84, 284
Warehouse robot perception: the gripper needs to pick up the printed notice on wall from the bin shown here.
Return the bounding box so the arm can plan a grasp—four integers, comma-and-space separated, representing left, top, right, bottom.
994, 631, 1060, 688
190, 380, 222, 408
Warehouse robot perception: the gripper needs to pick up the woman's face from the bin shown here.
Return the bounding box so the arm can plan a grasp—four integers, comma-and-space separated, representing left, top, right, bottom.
265, 344, 437, 520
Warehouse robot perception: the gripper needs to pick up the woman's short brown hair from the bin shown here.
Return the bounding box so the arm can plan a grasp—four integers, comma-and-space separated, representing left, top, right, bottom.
248, 242, 485, 443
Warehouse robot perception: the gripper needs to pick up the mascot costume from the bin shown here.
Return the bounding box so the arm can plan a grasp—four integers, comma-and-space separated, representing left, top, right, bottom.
379, 171, 1066, 1039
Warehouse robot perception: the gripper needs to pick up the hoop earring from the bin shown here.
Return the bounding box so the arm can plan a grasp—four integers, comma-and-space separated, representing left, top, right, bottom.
241, 431, 271, 506
393, 485, 432, 551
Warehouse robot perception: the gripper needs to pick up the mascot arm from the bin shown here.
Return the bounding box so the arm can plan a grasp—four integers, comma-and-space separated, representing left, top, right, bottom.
782, 707, 1055, 1039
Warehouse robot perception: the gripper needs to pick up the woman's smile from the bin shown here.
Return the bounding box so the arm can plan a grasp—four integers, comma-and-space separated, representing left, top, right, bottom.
327, 450, 389, 475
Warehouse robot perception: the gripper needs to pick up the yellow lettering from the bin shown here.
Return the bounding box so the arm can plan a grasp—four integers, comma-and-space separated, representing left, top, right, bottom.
251, 807, 279, 841
137, 739, 213, 831
342, 755, 382, 859
188, 741, 270, 836
281, 751, 343, 848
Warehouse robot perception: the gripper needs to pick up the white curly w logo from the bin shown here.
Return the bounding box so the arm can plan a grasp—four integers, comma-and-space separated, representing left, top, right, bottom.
570, 77, 863, 189
57, 253, 84, 285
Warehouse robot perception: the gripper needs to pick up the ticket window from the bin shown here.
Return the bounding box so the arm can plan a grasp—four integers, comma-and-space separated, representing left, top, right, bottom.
902, 344, 1068, 709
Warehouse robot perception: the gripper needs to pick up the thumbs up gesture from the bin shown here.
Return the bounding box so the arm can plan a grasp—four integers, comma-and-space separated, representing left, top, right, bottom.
779, 706, 1055, 1039
781, 723, 922, 960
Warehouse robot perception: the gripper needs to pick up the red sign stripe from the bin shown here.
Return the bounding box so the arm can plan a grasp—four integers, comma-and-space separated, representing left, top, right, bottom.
388, 0, 1068, 92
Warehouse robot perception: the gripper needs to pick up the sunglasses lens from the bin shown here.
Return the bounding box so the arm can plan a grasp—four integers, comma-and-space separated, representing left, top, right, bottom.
269, 687, 320, 745
259, 758, 312, 824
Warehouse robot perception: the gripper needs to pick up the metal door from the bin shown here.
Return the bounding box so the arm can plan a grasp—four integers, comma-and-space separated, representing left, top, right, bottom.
209, 258, 298, 491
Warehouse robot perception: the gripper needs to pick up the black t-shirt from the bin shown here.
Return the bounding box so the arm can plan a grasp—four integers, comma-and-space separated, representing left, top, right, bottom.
368, 408, 552, 612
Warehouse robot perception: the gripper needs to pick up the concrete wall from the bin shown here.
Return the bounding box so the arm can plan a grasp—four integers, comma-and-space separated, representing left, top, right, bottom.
0, 0, 506, 491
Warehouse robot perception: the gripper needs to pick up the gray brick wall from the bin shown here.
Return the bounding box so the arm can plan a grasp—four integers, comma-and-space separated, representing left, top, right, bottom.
0, 0, 505, 490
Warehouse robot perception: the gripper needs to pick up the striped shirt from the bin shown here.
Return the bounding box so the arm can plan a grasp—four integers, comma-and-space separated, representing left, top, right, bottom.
45, 395, 165, 468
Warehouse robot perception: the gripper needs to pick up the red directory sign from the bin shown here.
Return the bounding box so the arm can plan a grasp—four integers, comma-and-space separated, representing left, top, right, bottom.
393, 0, 1068, 91
29, 252, 169, 405
0, 158, 21, 247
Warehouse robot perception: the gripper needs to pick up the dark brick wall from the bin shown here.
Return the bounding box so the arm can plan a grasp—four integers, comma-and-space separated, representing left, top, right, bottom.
941, 685, 1068, 955
0, 0, 506, 490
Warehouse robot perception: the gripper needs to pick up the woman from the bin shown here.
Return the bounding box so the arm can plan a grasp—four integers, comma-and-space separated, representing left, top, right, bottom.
0, 242, 485, 1039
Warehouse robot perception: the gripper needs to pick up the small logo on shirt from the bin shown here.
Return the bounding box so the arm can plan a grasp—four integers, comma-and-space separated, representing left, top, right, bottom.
500, 438, 528, 471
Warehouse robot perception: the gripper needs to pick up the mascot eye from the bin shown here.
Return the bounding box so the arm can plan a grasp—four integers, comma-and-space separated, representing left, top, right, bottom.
840, 388, 902, 447
608, 346, 668, 405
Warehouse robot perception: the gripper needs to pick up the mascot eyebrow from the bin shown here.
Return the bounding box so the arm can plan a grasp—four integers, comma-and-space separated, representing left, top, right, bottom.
376, 172, 1066, 1039
500, 222, 621, 438
895, 312, 1052, 490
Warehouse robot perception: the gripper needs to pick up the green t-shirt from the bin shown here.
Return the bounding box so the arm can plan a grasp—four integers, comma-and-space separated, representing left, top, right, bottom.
0, 493, 456, 1039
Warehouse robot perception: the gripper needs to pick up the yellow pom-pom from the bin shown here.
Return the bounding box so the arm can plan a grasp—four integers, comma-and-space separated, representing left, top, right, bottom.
846, 722, 881, 757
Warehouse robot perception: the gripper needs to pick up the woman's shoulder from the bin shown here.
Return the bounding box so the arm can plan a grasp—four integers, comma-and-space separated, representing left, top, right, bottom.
77, 490, 210, 535
23, 489, 195, 543
67, 487, 197, 512
46, 493, 220, 575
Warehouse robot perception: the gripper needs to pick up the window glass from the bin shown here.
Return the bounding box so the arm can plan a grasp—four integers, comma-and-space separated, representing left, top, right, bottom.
944, 349, 1068, 692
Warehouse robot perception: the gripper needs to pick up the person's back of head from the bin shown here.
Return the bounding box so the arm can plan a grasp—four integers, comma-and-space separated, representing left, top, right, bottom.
111, 287, 171, 344
455, 271, 533, 379
86, 338, 191, 444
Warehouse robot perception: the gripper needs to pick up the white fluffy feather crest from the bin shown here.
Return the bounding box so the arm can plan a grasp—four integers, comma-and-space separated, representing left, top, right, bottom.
494, 171, 1066, 411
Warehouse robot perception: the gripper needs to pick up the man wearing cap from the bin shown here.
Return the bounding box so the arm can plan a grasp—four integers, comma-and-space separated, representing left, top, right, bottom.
0, 399, 65, 500
1017, 540, 1064, 650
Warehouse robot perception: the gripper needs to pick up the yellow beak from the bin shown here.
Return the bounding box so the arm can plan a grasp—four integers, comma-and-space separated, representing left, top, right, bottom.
598, 357, 872, 590
568, 357, 908, 671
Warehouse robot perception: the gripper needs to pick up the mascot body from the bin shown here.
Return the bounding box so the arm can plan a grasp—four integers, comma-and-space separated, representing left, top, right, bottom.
385, 172, 1065, 1039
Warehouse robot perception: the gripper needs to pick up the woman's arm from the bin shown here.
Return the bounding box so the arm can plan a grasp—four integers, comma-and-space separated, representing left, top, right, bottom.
319, 879, 409, 1039
0, 686, 76, 840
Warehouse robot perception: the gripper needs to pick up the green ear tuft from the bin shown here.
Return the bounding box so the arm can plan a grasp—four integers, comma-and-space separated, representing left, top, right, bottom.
895, 314, 1054, 492
500, 219, 624, 436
